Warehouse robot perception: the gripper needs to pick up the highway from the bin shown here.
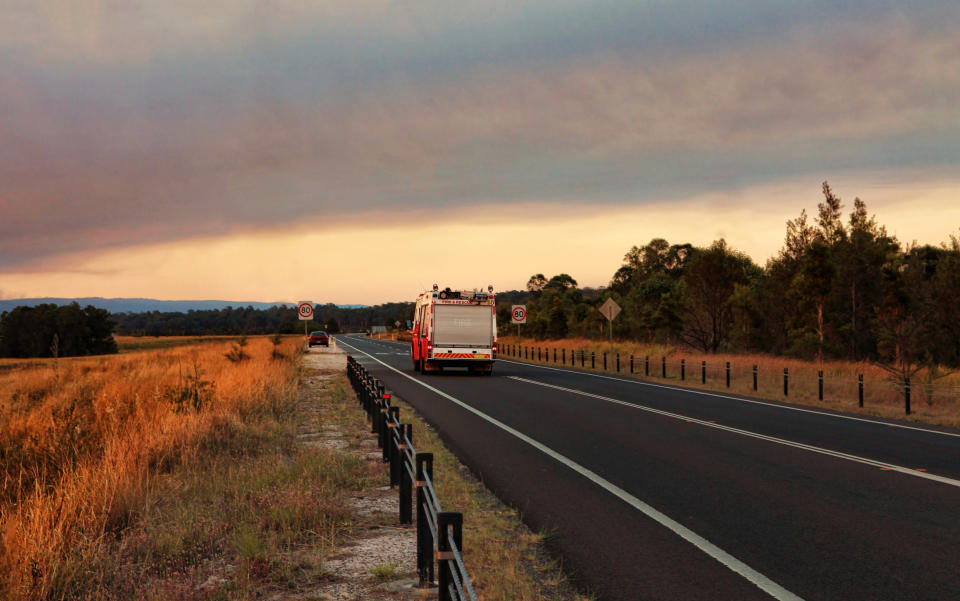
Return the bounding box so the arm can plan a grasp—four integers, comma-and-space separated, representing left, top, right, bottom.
336, 334, 960, 601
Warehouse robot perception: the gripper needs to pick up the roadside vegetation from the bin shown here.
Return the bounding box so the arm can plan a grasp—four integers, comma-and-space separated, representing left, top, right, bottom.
506, 184, 960, 376
0, 337, 361, 599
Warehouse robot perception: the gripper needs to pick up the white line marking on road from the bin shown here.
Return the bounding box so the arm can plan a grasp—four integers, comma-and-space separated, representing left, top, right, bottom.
498, 359, 960, 439
337, 338, 804, 601
506, 376, 960, 489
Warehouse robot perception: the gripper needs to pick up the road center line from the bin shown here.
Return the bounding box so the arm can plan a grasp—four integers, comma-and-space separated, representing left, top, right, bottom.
505, 376, 960, 489
336, 337, 804, 601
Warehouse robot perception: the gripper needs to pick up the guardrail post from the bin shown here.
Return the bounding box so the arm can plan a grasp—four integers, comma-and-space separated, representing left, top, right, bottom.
400, 424, 413, 524
553, 348, 557, 363
581, 350, 585, 367
388, 406, 401, 484
603, 352, 607, 371
437, 512, 463, 601
616, 353, 620, 372
416, 452, 435, 588
783, 368, 789, 396
726, 362, 731, 388
591, 352, 595, 369
753, 365, 758, 391
630, 355, 634, 374
380, 395, 391, 459
858, 374, 864, 407
562, 348, 566, 364
701, 361, 706, 384
369, 381, 378, 434
681, 358, 685, 381
905, 378, 911, 415
662, 356, 666, 378
818, 370, 824, 401
538, 347, 542, 361
645, 356, 649, 376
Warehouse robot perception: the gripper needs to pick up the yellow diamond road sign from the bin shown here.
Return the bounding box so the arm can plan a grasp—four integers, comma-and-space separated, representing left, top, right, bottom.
599, 298, 621, 321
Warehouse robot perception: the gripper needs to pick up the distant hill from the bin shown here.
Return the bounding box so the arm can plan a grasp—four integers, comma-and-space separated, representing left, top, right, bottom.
0, 297, 368, 314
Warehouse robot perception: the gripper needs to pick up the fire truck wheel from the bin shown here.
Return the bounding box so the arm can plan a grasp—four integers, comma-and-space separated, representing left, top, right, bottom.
413, 359, 420, 372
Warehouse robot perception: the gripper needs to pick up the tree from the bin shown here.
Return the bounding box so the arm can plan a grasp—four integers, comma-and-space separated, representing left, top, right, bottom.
816, 181, 846, 245
526, 274, 548, 295
545, 273, 578, 290
790, 240, 835, 361
679, 240, 759, 352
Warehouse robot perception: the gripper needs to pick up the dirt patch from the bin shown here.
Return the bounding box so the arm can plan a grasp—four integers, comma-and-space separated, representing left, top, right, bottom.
303, 340, 348, 371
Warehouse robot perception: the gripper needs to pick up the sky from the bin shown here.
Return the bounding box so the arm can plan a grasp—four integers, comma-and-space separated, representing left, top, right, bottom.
1, 1, 958, 305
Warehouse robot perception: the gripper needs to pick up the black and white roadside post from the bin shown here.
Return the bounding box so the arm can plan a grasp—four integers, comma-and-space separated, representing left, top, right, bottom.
297, 301, 314, 347
511, 305, 526, 353
415, 452, 435, 588
598, 297, 621, 364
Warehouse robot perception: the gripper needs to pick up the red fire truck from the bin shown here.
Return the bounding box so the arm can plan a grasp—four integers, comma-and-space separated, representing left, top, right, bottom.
411, 285, 498, 375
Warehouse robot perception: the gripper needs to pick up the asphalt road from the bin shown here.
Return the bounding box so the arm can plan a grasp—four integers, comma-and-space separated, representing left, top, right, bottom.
336, 334, 960, 601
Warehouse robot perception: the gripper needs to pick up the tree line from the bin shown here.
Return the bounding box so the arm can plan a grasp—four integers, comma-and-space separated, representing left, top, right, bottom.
0, 302, 417, 358
505, 183, 960, 378
0, 303, 117, 358
109, 302, 416, 337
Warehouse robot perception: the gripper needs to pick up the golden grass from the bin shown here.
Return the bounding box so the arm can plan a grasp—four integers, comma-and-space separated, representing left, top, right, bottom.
499, 336, 960, 428
0, 337, 305, 599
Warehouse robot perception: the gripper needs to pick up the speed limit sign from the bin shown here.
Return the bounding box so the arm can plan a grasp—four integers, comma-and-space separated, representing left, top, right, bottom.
297, 301, 314, 321
511, 305, 527, 324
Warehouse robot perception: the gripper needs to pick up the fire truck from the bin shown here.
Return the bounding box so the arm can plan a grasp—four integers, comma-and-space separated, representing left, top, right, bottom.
411, 285, 498, 375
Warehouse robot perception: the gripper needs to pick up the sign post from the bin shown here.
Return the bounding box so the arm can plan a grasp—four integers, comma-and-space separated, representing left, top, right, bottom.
599, 298, 621, 358
298, 301, 314, 345
511, 305, 527, 346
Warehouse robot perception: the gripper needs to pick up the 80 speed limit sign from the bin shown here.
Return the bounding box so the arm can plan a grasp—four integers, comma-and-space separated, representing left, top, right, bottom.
297, 301, 314, 321
511, 305, 527, 324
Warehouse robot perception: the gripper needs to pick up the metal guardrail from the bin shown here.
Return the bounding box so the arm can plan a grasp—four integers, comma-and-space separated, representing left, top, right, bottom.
346, 355, 477, 601
500, 343, 957, 416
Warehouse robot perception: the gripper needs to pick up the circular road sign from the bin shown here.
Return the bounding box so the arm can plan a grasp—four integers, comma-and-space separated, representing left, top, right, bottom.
297, 301, 314, 320
511, 305, 527, 324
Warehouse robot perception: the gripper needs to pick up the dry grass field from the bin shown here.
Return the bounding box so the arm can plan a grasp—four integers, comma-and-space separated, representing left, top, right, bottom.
499, 336, 960, 429
0, 335, 591, 601
0, 336, 340, 599
113, 335, 248, 353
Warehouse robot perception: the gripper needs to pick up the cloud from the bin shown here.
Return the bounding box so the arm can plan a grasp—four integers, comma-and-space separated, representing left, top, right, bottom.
0, 2, 958, 271
3, 172, 960, 303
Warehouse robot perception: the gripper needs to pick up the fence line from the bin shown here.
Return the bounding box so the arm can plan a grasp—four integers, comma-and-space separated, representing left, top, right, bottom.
346, 355, 477, 601
500, 343, 957, 416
